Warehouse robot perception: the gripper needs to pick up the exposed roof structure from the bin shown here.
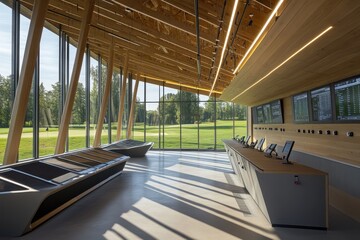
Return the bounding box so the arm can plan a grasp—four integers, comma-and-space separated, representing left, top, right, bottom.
18, 0, 281, 96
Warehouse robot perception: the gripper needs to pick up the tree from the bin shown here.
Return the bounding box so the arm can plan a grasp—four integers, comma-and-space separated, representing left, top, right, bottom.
147, 110, 159, 126
175, 91, 198, 124
234, 104, 247, 120
135, 98, 145, 123
111, 71, 120, 122
90, 65, 99, 125
71, 82, 86, 124
0, 74, 12, 127
44, 82, 61, 126
159, 93, 177, 124
202, 97, 215, 122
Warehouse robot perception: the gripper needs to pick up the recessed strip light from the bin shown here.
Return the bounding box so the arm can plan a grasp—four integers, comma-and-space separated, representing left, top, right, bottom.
233, 0, 284, 74
209, 0, 239, 96
141, 75, 223, 94
231, 26, 333, 101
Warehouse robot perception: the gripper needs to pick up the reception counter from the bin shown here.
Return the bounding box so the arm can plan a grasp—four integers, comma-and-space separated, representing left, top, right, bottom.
223, 139, 328, 229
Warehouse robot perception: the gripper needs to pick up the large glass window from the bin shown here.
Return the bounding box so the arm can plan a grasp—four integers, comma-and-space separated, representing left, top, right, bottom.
130, 83, 245, 150
145, 82, 160, 148
38, 27, 59, 156
146, 102, 160, 149
89, 56, 99, 146
0, 1, 247, 162
100, 60, 109, 144
216, 101, 233, 149
162, 86, 180, 149
118, 73, 129, 140
234, 103, 247, 138
68, 50, 86, 151
199, 96, 215, 150
111, 69, 120, 142
133, 80, 145, 141
0, 3, 12, 164
18, 9, 33, 160
180, 90, 198, 149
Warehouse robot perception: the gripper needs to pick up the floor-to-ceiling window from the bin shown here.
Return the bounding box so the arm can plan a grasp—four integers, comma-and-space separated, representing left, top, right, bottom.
145, 82, 160, 149
180, 89, 199, 149
18, 7, 33, 160
100, 59, 109, 144
0, 2, 12, 164
89, 55, 99, 146
199, 94, 215, 149
162, 86, 180, 149
133, 79, 145, 141
111, 69, 120, 142
38, 27, 59, 156
68, 49, 86, 151
216, 101, 234, 149
234, 103, 247, 138
0, 2, 247, 166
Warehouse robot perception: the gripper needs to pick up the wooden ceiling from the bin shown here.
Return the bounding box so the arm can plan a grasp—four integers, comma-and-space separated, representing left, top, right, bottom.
18, 0, 281, 96
220, 0, 360, 106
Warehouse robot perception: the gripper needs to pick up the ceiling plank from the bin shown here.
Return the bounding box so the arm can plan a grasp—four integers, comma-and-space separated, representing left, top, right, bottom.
112, 0, 216, 44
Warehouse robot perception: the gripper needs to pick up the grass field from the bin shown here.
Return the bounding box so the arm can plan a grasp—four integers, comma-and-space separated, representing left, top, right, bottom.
0, 120, 246, 164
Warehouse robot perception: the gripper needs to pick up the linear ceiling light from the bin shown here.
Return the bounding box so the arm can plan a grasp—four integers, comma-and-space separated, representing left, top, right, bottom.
231, 26, 333, 101
233, 0, 284, 74
209, 0, 239, 96
141, 75, 223, 94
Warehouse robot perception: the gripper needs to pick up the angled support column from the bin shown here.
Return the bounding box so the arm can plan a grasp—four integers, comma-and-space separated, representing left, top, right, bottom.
55, 0, 95, 154
4, 0, 50, 165
116, 52, 129, 140
93, 40, 115, 147
126, 74, 139, 139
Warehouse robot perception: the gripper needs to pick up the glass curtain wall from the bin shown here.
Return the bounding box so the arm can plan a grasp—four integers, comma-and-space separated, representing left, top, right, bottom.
133, 80, 145, 141
38, 27, 60, 156
145, 82, 160, 149
162, 86, 180, 149
68, 50, 86, 151
216, 101, 234, 149
180, 89, 198, 149
0, 2, 13, 163
100, 60, 109, 144
89, 56, 99, 146
18, 7, 33, 160
199, 95, 215, 149
0, 2, 247, 166
111, 69, 120, 142
234, 103, 247, 138
121, 73, 130, 140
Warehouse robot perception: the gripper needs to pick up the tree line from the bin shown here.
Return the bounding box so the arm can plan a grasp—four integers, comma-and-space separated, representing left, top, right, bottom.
0, 71, 246, 129
136, 92, 247, 126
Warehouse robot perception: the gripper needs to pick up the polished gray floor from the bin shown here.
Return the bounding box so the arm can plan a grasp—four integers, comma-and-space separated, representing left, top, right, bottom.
3, 151, 360, 240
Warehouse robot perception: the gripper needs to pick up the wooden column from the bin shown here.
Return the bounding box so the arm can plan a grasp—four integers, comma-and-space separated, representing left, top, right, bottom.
126, 74, 140, 139
3, 0, 50, 165
93, 40, 115, 147
55, 0, 95, 154
116, 52, 129, 140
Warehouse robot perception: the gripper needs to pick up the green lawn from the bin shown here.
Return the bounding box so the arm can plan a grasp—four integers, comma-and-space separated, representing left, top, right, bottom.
0, 120, 246, 164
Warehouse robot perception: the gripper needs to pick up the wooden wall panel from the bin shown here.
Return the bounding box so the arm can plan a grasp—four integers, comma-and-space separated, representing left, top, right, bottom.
253, 97, 360, 167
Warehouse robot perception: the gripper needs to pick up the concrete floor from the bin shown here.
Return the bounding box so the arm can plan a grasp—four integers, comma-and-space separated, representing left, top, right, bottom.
3, 151, 360, 240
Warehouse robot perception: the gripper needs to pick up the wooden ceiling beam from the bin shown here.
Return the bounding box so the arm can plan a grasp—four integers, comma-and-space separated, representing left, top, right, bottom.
111, 0, 216, 44
95, 1, 226, 56
160, 0, 220, 27
55, 0, 95, 154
